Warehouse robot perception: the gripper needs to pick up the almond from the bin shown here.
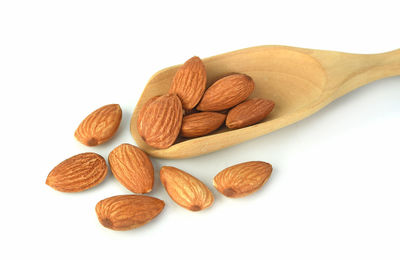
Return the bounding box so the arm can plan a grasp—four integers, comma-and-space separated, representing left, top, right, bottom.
95, 195, 165, 231
46, 152, 107, 192
137, 94, 183, 149
169, 56, 207, 110
160, 166, 214, 211
108, 143, 154, 193
75, 104, 122, 146
181, 112, 226, 138
213, 161, 272, 198
197, 74, 254, 111
226, 98, 275, 129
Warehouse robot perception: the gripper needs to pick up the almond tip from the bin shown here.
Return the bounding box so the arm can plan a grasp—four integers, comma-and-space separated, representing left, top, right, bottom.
223, 188, 237, 197
86, 138, 98, 146
100, 218, 113, 229
189, 205, 202, 211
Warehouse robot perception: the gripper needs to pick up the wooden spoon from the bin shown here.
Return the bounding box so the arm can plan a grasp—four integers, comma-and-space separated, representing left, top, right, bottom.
130, 45, 400, 159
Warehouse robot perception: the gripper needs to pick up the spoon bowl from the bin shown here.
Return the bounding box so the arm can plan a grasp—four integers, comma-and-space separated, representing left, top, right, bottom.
130, 45, 400, 158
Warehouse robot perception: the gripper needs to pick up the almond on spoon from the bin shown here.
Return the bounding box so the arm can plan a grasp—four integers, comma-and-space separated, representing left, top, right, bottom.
226, 98, 275, 129
137, 94, 183, 149
197, 74, 254, 111
169, 56, 207, 110
181, 112, 226, 138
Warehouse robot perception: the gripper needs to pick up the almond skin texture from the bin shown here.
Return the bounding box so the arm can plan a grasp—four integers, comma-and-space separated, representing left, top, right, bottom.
137, 94, 183, 149
181, 112, 226, 138
108, 143, 154, 194
226, 98, 275, 129
197, 74, 255, 111
46, 153, 107, 192
75, 104, 122, 146
213, 161, 272, 198
169, 56, 207, 110
95, 195, 165, 231
160, 166, 214, 211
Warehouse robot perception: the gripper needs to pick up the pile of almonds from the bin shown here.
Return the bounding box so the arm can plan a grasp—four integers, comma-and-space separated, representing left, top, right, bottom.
138, 56, 275, 148
46, 57, 275, 231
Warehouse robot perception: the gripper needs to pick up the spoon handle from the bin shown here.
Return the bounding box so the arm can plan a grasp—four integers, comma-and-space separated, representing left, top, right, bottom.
369, 48, 400, 78
333, 48, 400, 98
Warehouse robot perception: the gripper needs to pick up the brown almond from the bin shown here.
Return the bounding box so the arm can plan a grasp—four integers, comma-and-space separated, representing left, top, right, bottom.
95, 195, 165, 231
226, 98, 275, 129
169, 56, 207, 110
108, 143, 154, 194
197, 74, 254, 111
75, 104, 122, 146
160, 166, 214, 211
46, 152, 107, 192
213, 161, 272, 198
137, 94, 183, 149
181, 112, 226, 138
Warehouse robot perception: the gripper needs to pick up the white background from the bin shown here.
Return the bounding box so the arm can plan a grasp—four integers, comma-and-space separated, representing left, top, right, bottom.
1, 1, 399, 259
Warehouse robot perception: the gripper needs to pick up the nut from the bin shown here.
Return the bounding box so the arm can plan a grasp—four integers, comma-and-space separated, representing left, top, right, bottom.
226, 98, 275, 129
108, 143, 154, 194
75, 104, 122, 146
213, 161, 272, 198
160, 166, 214, 211
137, 94, 183, 149
169, 56, 207, 110
197, 74, 254, 111
181, 112, 226, 138
95, 195, 165, 231
46, 152, 107, 192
